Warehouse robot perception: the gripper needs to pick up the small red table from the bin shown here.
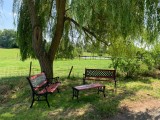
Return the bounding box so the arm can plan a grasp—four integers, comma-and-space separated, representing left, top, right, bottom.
72, 83, 105, 101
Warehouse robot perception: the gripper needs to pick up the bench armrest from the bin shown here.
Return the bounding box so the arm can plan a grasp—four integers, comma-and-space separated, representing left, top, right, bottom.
47, 77, 61, 84
33, 86, 46, 93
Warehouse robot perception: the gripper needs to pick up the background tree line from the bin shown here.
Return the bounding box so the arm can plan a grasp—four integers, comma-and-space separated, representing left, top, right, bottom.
0, 29, 18, 48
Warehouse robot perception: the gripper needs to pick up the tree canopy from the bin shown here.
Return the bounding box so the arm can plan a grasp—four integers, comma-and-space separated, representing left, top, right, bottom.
12, 0, 160, 78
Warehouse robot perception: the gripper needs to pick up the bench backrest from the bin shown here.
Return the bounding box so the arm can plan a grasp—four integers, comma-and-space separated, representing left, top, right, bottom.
27, 72, 47, 92
84, 69, 116, 79
83, 69, 116, 84
85, 69, 115, 78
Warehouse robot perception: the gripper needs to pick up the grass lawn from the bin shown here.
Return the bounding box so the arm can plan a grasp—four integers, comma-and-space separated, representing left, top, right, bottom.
1, 49, 160, 119
1, 76, 160, 120
0, 48, 112, 78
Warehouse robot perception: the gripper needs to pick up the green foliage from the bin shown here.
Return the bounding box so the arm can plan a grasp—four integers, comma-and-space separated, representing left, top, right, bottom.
12, 0, 160, 78
150, 43, 160, 69
71, 0, 145, 41
144, 0, 159, 43
70, 0, 160, 60
16, 2, 35, 61
0, 29, 18, 48
108, 37, 149, 77
56, 21, 75, 59
56, 40, 84, 59
13, 0, 56, 61
141, 51, 155, 70
56, 39, 75, 59
108, 41, 160, 78
118, 58, 141, 77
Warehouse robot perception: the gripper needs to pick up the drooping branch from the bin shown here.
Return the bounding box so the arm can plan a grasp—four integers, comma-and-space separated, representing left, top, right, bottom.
65, 16, 110, 46
65, 16, 97, 38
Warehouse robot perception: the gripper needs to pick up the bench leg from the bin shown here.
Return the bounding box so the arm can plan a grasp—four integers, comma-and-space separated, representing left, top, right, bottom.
30, 94, 35, 108
97, 86, 105, 97
114, 81, 117, 93
57, 88, 60, 93
72, 88, 74, 99
45, 94, 50, 108
83, 78, 86, 84
103, 86, 106, 97
72, 88, 79, 101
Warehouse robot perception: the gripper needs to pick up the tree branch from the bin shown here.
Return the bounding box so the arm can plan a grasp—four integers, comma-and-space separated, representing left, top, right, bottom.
65, 16, 97, 38
65, 16, 110, 46
48, 0, 66, 60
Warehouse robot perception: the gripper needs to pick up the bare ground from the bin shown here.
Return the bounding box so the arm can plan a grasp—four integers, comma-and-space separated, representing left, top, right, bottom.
109, 99, 160, 120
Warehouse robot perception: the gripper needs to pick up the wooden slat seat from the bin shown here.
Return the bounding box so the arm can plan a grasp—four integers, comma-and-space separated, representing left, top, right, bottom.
74, 83, 104, 91
38, 82, 61, 94
72, 83, 105, 100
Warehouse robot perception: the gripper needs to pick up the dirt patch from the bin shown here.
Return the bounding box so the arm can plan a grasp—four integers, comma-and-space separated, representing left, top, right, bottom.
109, 99, 160, 120
121, 99, 160, 112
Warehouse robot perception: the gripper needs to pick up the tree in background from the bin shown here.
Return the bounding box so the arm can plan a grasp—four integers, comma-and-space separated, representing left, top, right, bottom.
0, 29, 18, 48
13, 0, 160, 79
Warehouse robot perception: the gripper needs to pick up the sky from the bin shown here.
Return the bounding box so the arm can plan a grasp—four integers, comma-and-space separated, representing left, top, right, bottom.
0, 0, 16, 30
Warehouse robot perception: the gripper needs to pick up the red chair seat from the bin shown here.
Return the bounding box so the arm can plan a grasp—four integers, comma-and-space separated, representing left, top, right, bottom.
38, 82, 61, 94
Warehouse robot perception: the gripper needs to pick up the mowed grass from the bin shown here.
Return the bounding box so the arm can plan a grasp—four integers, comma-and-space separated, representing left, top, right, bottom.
0, 48, 112, 78
1, 49, 160, 120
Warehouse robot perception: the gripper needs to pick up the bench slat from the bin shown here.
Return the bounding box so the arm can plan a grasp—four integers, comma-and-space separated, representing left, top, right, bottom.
38, 82, 61, 94
74, 83, 104, 91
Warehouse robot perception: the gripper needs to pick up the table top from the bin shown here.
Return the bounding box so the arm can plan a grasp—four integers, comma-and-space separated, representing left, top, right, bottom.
73, 83, 105, 90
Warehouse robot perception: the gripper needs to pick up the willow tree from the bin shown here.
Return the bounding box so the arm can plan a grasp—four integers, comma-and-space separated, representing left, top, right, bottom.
13, 0, 160, 78
13, 0, 66, 78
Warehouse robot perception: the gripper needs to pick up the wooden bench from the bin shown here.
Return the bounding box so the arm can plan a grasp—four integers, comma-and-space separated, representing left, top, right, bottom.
83, 68, 116, 90
26, 72, 61, 108
72, 83, 105, 101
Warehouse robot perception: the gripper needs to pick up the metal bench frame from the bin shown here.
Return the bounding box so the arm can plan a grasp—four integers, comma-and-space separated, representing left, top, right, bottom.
27, 72, 60, 108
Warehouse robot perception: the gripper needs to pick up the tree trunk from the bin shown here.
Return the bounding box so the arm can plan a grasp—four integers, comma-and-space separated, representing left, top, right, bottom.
32, 25, 54, 79
38, 56, 53, 79
49, 0, 66, 60
26, 0, 66, 80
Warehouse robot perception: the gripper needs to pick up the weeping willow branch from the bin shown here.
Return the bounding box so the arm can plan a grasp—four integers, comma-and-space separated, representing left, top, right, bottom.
65, 16, 96, 38
65, 16, 110, 46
